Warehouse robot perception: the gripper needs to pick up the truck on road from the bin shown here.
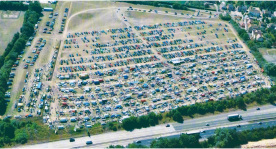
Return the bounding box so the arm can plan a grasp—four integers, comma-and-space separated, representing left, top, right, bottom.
227, 114, 242, 121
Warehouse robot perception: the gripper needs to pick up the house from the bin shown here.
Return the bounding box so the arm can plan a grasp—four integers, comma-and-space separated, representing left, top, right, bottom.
221, 6, 227, 10
238, 6, 247, 12
249, 9, 261, 18
251, 29, 263, 42
227, 4, 235, 11
239, 21, 245, 28
248, 24, 259, 33
220, 2, 227, 11
234, 16, 242, 21
246, 17, 255, 27
273, 11, 276, 17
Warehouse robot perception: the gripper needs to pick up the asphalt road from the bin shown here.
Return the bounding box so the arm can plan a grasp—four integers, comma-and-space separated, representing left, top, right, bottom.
20, 105, 276, 148
140, 120, 276, 147
172, 104, 276, 131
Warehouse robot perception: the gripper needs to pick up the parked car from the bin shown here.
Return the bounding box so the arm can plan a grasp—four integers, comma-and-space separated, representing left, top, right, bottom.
70, 138, 75, 142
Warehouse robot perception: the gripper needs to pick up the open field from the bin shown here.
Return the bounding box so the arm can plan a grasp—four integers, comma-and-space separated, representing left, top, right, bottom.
259, 48, 276, 64
1, 11, 21, 19
68, 9, 126, 33
0, 11, 24, 55
68, 1, 130, 17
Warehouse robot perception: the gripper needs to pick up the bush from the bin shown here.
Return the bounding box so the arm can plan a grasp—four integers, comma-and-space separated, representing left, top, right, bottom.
219, 13, 231, 21
15, 131, 28, 144
172, 111, 183, 123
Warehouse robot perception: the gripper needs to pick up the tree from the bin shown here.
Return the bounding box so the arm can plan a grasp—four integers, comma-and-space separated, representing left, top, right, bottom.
28, 1, 42, 15
148, 112, 159, 126
215, 103, 224, 112
172, 3, 180, 9
263, 40, 272, 48
122, 116, 137, 131
150, 138, 170, 148
236, 97, 246, 110
264, 63, 276, 76
128, 143, 147, 148
268, 93, 276, 104
242, 33, 249, 41
219, 13, 231, 21
266, 17, 270, 23
236, 1, 243, 6
138, 115, 149, 128
0, 121, 15, 139
15, 131, 28, 144
173, 111, 183, 123
179, 134, 200, 147
109, 145, 124, 148
152, 1, 158, 7
247, 40, 255, 48
271, 17, 276, 23
214, 128, 239, 148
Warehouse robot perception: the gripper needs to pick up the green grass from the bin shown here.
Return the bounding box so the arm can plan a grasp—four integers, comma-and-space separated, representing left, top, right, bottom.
0, 11, 24, 55
8, 117, 123, 146
41, 3, 57, 10
267, 50, 276, 55
259, 48, 276, 55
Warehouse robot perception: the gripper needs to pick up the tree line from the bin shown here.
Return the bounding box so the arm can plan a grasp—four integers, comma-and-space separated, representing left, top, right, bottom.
122, 1, 188, 11
0, 118, 29, 147
109, 125, 276, 148
0, 2, 42, 115
0, 2, 28, 11
122, 112, 162, 131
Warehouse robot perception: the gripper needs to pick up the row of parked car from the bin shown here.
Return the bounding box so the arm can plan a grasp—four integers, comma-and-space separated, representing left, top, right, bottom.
48, 20, 270, 127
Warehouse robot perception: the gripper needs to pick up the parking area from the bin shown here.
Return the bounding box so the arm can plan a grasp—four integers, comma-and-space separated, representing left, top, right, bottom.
49, 19, 269, 129
5, 2, 69, 118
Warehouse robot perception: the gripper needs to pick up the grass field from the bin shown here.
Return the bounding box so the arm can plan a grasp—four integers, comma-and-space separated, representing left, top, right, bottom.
41, 3, 56, 9
0, 11, 24, 55
69, 1, 118, 17
267, 50, 276, 55
259, 48, 276, 64
68, 9, 126, 33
